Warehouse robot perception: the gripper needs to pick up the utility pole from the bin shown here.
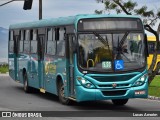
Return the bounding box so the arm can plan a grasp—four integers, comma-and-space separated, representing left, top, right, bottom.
39, 0, 42, 20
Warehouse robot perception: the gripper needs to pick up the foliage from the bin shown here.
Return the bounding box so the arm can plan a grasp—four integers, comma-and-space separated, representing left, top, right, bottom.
95, 0, 160, 26
149, 76, 160, 97
0, 64, 9, 73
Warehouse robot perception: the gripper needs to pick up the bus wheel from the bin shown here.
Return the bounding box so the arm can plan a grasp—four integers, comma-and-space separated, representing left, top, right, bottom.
112, 99, 128, 106
58, 81, 71, 105
23, 73, 32, 93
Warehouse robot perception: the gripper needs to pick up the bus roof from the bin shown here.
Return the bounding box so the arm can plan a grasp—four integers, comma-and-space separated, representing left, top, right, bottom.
9, 14, 141, 29
147, 36, 156, 41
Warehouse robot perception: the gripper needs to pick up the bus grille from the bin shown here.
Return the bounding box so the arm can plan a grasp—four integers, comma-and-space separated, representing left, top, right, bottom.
98, 84, 129, 88
101, 90, 127, 96
91, 74, 136, 82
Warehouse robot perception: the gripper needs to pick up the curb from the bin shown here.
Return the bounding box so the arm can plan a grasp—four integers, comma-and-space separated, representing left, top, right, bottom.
0, 73, 9, 76
148, 95, 160, 101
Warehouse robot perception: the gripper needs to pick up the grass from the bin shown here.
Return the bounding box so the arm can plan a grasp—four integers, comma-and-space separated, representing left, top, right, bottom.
0, 65, 9, 73
149, 75, 160, 97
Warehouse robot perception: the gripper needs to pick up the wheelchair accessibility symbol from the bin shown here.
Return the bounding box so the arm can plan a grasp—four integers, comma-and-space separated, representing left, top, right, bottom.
114, 60, 124, 70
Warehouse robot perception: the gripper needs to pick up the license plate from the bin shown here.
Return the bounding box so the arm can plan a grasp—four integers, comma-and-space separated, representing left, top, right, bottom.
135, 90, 146, 95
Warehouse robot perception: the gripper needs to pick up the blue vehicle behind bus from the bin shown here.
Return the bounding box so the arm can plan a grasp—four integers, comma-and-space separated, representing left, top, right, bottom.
8, 14, 148, 105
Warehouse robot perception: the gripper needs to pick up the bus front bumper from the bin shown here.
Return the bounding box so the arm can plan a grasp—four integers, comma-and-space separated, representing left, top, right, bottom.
75, 82, 148, 102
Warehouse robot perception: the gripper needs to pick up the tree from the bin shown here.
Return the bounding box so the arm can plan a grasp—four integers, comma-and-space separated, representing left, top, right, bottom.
95, 0, 160, 84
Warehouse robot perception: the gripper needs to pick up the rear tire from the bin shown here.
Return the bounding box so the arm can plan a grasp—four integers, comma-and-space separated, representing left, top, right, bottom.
58, 81, 71, 105
23, 73, 32, 93
112, 99, 128, 106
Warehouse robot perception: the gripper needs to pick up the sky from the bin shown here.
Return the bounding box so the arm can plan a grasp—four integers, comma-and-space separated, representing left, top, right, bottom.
0, 0, 104, 28
0, 0, 159, 30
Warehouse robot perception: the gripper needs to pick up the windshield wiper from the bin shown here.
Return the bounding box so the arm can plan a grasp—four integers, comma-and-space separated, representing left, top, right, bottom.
115, 32, 131, 62
119, 31, 129, 47
93, 32, 112, 56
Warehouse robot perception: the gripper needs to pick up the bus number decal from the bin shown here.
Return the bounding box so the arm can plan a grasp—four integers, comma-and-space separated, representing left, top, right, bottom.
102, 61, 112, 69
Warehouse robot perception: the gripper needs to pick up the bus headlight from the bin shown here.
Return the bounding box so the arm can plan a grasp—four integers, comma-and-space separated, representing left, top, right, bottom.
132, 74, 148, 87
77, 76, 95, 89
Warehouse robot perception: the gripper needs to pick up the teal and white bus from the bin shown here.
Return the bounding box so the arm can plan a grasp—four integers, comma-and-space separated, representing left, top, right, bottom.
8, 14, 148, 105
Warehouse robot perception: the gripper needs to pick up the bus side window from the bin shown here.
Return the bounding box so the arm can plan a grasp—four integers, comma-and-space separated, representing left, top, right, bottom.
31, 29, 37, 53
57, 27, 65, 56
9, 30, 14, 52
46, 28, 56, 55
24, 30, 30, 53
47, 28, 52, 40
19, 30, 24, 53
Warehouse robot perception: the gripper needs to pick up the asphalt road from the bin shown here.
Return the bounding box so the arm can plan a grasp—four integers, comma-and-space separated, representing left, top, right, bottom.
0, 74, 159, 120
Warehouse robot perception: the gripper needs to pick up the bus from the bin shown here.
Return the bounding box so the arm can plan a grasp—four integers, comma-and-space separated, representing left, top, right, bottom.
147, 36, 160, 74
8, 14, 148, 105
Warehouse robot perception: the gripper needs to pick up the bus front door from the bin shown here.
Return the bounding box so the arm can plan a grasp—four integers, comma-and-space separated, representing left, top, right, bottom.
37, 34, 45, 92
66, 35, 75, 97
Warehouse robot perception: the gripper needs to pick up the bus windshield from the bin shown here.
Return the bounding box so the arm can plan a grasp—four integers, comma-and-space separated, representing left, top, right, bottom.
78, 32, 145, 72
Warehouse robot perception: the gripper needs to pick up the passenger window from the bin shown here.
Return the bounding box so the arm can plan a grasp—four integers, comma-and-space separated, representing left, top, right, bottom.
19, 30, 24, 52
59, 28, 65, 40
47, 28, 52, 41
47, 28, 56, 55
20, 30, 23, 40
10, 31, 14, 40
24, 30, 30, 53
33, 29, 37, 40
9, 31, 14, 52
25, 30, 30, 40
31, 29, 37, 53
57, 28, 65, 56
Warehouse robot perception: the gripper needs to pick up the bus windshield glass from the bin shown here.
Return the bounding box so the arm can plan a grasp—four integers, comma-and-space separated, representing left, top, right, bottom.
78, 33, 145, 72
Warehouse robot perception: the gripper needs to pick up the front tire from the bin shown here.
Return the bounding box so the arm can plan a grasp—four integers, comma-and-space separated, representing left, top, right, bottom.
58, 81, 71, 105
112, 99, 128, 106
23, 73, 32, 93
